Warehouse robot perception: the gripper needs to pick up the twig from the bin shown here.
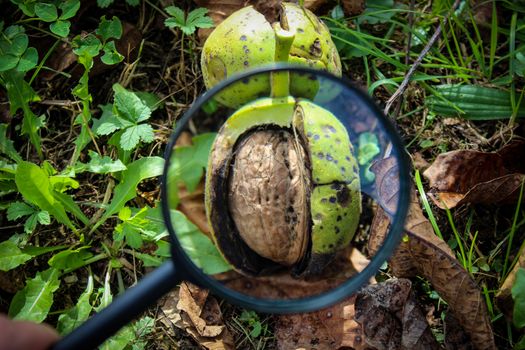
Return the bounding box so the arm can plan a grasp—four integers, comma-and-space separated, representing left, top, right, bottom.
383, 0, 462, 117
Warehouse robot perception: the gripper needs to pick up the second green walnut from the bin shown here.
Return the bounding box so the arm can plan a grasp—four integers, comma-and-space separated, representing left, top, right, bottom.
205, 97, 361, 277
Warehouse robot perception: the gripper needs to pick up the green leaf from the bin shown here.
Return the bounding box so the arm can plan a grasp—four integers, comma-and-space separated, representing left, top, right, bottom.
8, 30, 29, 56
120, 124, 154, 151
36, 210, 50, 225
164, 6, 213, 35
7, 201, 35, 220
50, 20, 71, 37
24, 213, 39, 233
0, 54, 19, 71
93, 157, 164, 231
53, 191, 89, 225
15, 161, 76, 230
171, 210, 231, 274
186, 7, 214, 31
0, 240, 32, 271
9, 268, 60, 322
72, 34, 102, 58
113, 84, 151, 123
50, 175, 79, 192
96, 16, 122, 41
75, 151, 127, 174
2, 71, 42, 157
171, 133, 216, 192
34, 3, 58, 22
512, 268, 525, 328
126, 0, 140, 6
0, 124, 22, 162
16, 47, 38, 72
135, 92, 162, 111
164, 6, 185, 27
134, 252, 164, 267
357, 0, 395, 25
97, 0, 113, 8
57, 274, 93, 335
101, 41, 124, 65
93, 104, 127, 136
48, 247, 93, 271
59, 0, 80, 20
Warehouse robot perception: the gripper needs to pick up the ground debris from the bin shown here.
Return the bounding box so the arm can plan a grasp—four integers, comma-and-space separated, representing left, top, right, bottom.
369, 158, 496, 350
355, 278, 440, 350
423, 139, 525, 209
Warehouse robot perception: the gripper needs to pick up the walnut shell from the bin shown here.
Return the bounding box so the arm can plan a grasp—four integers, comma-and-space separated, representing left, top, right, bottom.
205, 97, 361, 277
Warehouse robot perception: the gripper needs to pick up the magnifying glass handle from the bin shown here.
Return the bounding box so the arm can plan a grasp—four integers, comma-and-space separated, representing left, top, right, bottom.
52, 261, 180, 350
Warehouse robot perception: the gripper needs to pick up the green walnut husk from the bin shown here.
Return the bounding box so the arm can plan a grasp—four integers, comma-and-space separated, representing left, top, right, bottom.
201, 2, 342, 108
205, 97, 361, 277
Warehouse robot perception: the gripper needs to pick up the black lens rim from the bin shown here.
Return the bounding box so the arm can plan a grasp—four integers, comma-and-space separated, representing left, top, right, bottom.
160, 64, 410, 313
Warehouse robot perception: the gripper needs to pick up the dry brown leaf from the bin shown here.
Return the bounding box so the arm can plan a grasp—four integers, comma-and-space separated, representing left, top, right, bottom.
160, 282, 235, 350
341, 0, 366, 16
271, 249, 372, 350
369, 158, 496, 350
423, 140, 525, 209
496, 243, 525, 321
355, 278, 440, 350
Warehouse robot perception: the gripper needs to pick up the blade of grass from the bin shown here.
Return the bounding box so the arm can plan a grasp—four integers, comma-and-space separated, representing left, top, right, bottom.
489, 2, 498, 79
445, 206, 467, 268
510, 11, 517, 124
415, 170, 444, 240
502, 178, 524, 280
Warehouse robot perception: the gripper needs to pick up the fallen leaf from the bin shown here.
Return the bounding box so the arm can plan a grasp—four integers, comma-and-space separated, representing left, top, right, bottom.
341, 0, 366, 16
355, 278, 440, 350
496, 243, 525, 322
270, 248, 372, 350
369, 158, 496, 350
443, 313, 473, 350
219, 247, 372, 299
423, 140, 525, 209
160, 282, 235, 350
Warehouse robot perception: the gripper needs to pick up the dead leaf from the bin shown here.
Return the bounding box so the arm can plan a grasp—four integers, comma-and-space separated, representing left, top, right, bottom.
423, 140, 525, 209
220, 247, 372, 299
355, 278, 441, 350
341, 0, 366, 16
443, 313, 473, 350
496, 243, 525, 322
275, 295, 371, 350
369, 158, 496, 350
160, 282, 235, 350
271, 249, 372, 350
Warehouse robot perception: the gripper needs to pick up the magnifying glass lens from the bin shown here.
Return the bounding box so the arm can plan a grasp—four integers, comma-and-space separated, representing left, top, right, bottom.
163, 66, 408, 309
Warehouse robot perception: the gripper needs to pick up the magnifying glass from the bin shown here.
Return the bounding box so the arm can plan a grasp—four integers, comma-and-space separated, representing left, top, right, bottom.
53, 65, 410, 350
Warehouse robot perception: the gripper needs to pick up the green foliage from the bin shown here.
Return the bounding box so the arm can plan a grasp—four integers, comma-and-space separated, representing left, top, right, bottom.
357, 132, 380, 184
92, 156, 164, 231
57, 274, 94, 335
94, 84, 158, 152
512, 268, 525, 328
358, 0, 396, 25
97, 0, 139, 8
171, 210, 231, 274
7, 201, 50, 233
164, 6, 214, 35
171, 133, 216, 192
0, 240, 32, 271
11, 0, 80, 37
74, 151, 127, 174
9, 267, 61, 322
238, 310, 263, 338
15, 161, 77, 231
114, 206, 167, 249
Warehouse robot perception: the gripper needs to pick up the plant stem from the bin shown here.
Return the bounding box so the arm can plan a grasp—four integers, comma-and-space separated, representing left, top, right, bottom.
271, 23, 295, 98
